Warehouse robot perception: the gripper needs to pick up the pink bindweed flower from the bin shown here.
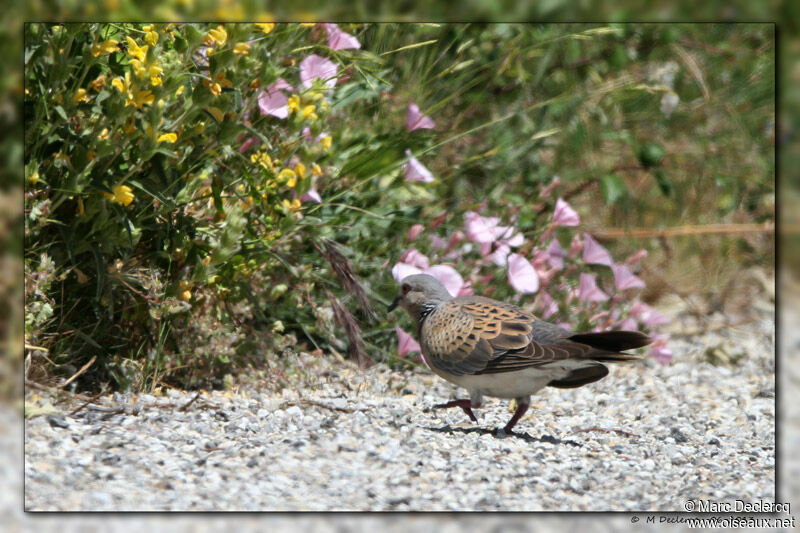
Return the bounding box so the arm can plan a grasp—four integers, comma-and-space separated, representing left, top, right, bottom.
323, 24, 361, 50
395, 326, 421, 357
404, 150, 435, 182
611, 263, 646, 291
537, 291, 558, 319
582, 233, 614, 267
425, 265, 465, 297
430, 234, 447, 250
546, 239, 565, 270
258, 78, 293, 118
552, 197, 580, 227
649, 334, 673, 364
628, 300, 668, 327
399, 248, 430, 270
239, 136, 260, 153
491, 244, 512, 267
464, 211, 500, 243
405, 103, 436, 131
507, 253, 539, 294
300, 54, 338, 89
391, 262, 423, 281
457, 282, 474, 297
578, 273, 609, 302
618, 317, 638, 331
301, 187, 322, 203
407, 224, 425, 241
567, 234, 584, 259
625, 248, 648, 265
539, 175, 560, 199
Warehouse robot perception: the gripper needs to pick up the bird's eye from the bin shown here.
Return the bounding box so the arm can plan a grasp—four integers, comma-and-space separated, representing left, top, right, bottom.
402, 284, 411, 294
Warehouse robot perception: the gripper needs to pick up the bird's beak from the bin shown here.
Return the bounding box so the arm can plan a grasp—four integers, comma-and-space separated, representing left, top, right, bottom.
387, 296, 400, 312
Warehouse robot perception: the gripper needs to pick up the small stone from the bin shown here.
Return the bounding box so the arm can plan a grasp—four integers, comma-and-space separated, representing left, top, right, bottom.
46, 415, 68, 429
670, 427, 689, 443
708, 437, 721, 446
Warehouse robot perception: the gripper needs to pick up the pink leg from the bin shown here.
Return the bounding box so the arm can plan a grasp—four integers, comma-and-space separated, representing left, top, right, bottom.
502, 401, 530, 434
433, 399, 480, 423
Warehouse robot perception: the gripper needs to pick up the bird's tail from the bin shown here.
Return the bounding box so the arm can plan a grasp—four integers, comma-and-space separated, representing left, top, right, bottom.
568, 330, 652, 361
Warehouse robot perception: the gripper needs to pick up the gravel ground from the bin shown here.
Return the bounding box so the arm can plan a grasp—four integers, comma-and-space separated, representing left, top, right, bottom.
22, 295, 777, 512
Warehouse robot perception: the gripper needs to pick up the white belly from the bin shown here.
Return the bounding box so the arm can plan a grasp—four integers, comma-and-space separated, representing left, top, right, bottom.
434, 360, 596, 399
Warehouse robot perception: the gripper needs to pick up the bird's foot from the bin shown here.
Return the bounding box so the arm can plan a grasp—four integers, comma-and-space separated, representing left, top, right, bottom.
433, 399, 479, 423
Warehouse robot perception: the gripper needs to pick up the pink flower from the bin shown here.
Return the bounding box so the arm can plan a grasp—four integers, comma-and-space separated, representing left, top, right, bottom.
301, 187, 322, 203
491, 243, 512, 267
567, 234, 584, 259
323, 24, 361, 51
538, 291, 558, 319
539, 175, 560, 199
546, 239, 564, 270
552, 197, 580, 227
300, 54, 338, 89
618, 317, 638, 331
464, 211, 500, 243
425, 265, 464, 297
405, 103, 436, 131
611, 264, 646, 291
395, 326, 421, 357
257, 78, 293, 118
399, 248, 430, 270
457, 282, 474, 297
578, 273, 609, 302
625, 249, 648, 265
404, 150, 434, 182
430, 234, 447, 250
391, 262, 422, 281
507, 253, 539, 294
649, 335, 673, 364
407, 224, 425, 241
629, 301, 668, 327
239, 136, 260, 153
582, 233, 613, 267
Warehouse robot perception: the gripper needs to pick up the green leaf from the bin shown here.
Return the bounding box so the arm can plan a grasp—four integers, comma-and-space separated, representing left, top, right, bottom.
654, 169, 674, 197
600, 173, 628, 205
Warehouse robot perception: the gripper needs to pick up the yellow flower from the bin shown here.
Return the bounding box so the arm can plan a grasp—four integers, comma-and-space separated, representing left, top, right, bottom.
130, 59, 147, 78
142, 24, 154, 32
194, 121, 206, 134
130, 90, 155, 108
307, 91, 323, 101
299, 22, 316, 27
126, 36, 148, 61
104, 184, 135, 206
27, 170, 39, 185
282, 198, 302, 211
278, 168, 297, 187
149, 63, 163, 86
287, 94, 300, 113
73, 88, 89, 103
98, 128, 110, 140
294, 162, 306, 179
255, 23, 275, 34
210, 83, 221, 96
320, 135, 332, 151
300, 105, 317, 120
175, 85, 185, 96
179, 289, 192, 302
157, 132, 177, 143
205, 25, 227, 47
91, 39, 119, 57
111, 73, 130, 93
233, 42, 250, 55
312, 163, 323, 176
145, 30, 159, 47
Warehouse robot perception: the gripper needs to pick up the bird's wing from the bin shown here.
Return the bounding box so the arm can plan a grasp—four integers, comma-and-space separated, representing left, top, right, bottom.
421, 296, 591, 376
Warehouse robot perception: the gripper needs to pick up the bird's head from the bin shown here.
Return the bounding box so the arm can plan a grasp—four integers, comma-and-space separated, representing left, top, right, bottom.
387, 274, 453, 321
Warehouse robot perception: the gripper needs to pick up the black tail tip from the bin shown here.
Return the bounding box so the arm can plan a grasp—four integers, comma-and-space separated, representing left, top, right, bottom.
569, 330, 653, 352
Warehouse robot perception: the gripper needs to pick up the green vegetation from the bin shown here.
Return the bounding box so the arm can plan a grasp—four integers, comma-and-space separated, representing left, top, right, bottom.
24, 23, 774, 392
